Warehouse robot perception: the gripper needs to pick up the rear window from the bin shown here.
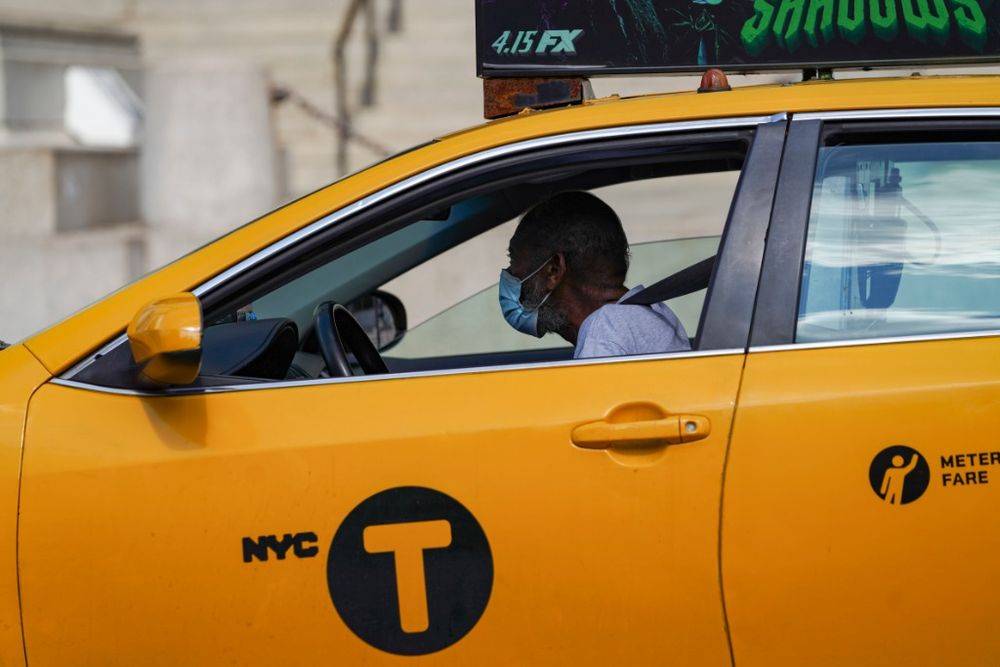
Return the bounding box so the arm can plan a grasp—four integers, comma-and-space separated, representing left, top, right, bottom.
797, 141, 1000, 343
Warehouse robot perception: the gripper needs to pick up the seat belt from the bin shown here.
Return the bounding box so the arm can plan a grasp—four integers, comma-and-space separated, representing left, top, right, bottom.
620, 255, 716, 305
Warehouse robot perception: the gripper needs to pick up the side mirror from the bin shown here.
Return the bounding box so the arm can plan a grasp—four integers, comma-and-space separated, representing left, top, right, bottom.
344, 290, 407, 351
127, 293, 203, 385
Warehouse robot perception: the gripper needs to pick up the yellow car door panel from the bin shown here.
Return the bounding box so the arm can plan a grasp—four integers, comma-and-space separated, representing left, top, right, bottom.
23, 356, 739, 663
726, 339, 1000, 665
724, 114, 1000, 665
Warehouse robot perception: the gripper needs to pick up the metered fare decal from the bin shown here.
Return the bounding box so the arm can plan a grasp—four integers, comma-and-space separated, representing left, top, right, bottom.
870, 445, 999, 504
869, 446, 931, 504
940, 450, 1000, 486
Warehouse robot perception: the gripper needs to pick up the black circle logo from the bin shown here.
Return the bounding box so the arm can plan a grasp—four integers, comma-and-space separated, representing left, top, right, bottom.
327, 486, 493, 655
868, 445, 930, 505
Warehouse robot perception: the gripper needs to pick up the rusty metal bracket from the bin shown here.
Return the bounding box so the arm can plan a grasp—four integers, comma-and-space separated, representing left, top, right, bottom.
483, 77, 593, 119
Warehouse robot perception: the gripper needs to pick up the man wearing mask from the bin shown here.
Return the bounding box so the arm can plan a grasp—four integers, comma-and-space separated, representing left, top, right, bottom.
499, 191, 691, 359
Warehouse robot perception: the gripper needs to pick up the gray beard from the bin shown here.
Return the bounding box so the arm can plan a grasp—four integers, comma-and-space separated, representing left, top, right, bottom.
537, 299, 569, 337
521, 278, 566, 337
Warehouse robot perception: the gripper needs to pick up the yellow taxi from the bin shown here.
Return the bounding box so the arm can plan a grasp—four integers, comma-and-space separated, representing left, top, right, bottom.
2, 4, 1000, 663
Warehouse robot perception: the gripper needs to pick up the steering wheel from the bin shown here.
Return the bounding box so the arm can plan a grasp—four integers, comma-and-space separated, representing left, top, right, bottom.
314, 302, 389, 377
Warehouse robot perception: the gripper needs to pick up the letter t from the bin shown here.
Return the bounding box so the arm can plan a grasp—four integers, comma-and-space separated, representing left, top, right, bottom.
363, 520, 453, 633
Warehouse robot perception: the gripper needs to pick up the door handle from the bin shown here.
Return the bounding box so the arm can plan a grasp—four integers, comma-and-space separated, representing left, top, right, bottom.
571, 414, 710, 450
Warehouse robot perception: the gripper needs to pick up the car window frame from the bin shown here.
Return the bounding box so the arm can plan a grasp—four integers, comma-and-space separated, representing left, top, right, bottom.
750, 108, 1000, 352
59, 113, 787, 395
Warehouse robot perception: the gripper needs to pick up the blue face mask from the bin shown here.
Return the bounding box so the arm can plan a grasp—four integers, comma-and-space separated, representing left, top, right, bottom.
499, 257, 554, 338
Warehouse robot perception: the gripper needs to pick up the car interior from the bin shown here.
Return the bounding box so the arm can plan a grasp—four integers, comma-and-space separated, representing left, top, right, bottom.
74, 137, 749, 390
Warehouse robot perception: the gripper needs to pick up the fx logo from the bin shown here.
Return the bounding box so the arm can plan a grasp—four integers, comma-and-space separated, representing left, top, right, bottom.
491, 29, 583, 55
327, 487, 493, 656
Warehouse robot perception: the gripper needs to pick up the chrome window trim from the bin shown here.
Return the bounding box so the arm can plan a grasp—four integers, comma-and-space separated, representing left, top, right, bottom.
52, 347, 745, 397
65, 334, 130, 378
750, 328, 1000, 354
793, 107, 1000, 122
62, 112, 783, 382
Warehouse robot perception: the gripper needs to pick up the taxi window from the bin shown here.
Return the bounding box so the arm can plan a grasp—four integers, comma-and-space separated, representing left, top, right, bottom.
71, 130, 755, 389
240, 170, 735, 351
797, 141, 1000, 343
385, 173, 735, 360
208, 165, 740, 379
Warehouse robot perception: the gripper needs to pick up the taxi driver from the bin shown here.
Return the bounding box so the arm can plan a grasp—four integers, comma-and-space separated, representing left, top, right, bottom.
500, 191, 691, 359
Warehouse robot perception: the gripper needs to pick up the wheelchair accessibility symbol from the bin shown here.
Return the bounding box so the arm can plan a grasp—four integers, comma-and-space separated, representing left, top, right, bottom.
869, 446, 930, 505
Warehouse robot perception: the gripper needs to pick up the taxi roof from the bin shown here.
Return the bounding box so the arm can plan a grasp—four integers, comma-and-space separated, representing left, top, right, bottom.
24, 74, 1000, 375
457, 73, 1000, 141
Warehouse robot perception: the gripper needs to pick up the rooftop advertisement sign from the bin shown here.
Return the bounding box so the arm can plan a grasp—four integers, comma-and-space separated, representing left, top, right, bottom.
477, 0, 1000, 76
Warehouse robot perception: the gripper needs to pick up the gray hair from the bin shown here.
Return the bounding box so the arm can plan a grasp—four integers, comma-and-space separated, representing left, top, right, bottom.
510, 191, 630, 285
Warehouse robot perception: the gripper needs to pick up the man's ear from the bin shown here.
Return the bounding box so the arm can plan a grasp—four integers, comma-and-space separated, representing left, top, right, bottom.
543, 252, 567, 290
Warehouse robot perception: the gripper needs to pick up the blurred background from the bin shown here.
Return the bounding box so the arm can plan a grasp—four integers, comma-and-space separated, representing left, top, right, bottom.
0, 0, 993, 343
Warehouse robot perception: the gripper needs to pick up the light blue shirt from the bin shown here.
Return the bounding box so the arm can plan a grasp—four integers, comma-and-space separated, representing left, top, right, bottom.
574, 285, 691, 359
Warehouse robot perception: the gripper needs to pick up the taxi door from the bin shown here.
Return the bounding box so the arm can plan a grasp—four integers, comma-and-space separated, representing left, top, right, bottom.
17, 121, 785, 664
723, 114, 1000, 664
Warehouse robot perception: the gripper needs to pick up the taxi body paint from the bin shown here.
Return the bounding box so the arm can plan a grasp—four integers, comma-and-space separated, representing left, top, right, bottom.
0, 346, 50, 667
19, 354, 741, 663
724, 335, 1000, 664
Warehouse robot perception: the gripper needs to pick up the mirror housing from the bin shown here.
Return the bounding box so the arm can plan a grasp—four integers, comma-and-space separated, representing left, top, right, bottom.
344, 290, 407, 351
127, 293, 203, 385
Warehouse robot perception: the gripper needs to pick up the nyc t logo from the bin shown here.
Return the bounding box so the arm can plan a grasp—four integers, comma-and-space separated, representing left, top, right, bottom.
327, 487, 493, 656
